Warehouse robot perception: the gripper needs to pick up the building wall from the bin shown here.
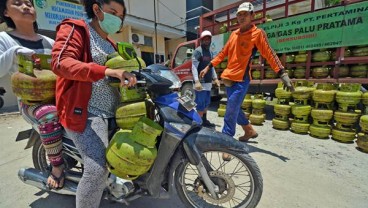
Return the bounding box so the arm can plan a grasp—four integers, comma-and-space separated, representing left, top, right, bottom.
125, 0, 186, 31
213, 0, 239, 9
165, 37, 187, 60
110, 25, 131, 43
185, 0, 214, 40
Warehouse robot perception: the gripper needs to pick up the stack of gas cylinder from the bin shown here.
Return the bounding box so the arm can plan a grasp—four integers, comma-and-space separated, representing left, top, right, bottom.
290, 81, 314, 134
357, 92, 368, 152
251, 58, 261, 80
218, 93, 267, 126
249, 94, 266, 125
310, 47, 368, 79
311, 50, 332, 79
11, 54, 56, 105
241, 94, 252, 119
332, 84, 362, 143
349, 46, 368, 78
356, 92, 368, 152
282, 46, 368, 79
217, 99, 227, 117
309, 83, 336, 139
292, 51, 308, 79
105, 53, 163, 180
272, 82, 292, 130
270, 81, 368, 153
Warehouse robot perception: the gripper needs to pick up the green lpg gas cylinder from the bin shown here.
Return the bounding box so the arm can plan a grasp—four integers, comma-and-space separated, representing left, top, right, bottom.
106, 130, 157, 179
115, 102, 146, 129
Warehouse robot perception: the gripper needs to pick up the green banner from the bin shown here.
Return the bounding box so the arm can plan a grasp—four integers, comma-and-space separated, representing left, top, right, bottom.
258, 1, 368, 53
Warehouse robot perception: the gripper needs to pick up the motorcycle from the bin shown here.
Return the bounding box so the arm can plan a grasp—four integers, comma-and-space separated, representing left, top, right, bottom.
0, 87, 5, 109
16, 45, 263, 208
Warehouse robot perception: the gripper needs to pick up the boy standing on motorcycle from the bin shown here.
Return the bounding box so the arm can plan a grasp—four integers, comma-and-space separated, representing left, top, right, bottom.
200, 2, 294, 159
51, 0, 136, 207
0, 0, 65, 189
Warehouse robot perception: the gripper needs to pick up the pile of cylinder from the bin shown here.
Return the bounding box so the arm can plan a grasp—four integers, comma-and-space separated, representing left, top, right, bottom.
105, 53, 163, 180
271, 81, 368, 153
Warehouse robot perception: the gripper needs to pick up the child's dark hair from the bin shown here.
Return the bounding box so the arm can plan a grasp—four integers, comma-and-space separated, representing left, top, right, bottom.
82, 0, 126, 20
0, 0, 38, 31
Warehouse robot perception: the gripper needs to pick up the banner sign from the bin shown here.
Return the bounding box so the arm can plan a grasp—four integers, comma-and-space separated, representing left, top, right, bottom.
33, 0, 86, 31
255, 1, 368, 53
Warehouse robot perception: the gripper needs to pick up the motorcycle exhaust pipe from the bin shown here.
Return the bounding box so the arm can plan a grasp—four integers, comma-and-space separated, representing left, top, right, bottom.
18, 167, 77, 195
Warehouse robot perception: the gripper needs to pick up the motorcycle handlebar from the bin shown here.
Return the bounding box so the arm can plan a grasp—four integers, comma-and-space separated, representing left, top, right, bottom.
107, 76, 146, 85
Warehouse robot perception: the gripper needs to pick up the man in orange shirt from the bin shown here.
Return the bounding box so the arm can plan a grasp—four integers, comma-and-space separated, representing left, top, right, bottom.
201, 2, 294, 155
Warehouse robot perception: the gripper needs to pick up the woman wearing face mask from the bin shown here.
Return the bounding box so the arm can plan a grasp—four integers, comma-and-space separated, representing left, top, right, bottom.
0, 0, 65, 190
51, 0, 136, 207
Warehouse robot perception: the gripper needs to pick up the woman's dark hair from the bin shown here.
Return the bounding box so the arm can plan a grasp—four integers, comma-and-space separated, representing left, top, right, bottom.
0, 0, 38, 31
83, 0, 126, 20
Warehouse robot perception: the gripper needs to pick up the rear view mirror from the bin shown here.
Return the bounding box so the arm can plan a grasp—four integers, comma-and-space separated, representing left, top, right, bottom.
117, 42, 137, 60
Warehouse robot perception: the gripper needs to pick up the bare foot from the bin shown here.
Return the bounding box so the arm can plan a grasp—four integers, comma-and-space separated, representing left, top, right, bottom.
47, 165, 65, 189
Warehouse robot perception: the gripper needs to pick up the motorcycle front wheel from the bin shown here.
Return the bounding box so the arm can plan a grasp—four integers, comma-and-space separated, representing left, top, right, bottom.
174, 147, 263, 208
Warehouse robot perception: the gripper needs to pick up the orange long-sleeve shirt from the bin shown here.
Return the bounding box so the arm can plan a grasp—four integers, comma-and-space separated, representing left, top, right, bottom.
211, 25, 283, 82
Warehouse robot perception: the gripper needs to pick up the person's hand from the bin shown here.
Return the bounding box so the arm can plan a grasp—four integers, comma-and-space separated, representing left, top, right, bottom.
280, 73, 295, 92
16, 47, 35, 58
214, 79, 221, 87
105, 68, 137, 87
199, 66, 210, 79
194, 80, 203, 91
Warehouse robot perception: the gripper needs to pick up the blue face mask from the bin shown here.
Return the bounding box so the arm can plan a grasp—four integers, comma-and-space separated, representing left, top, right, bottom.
98, 7, 122, 34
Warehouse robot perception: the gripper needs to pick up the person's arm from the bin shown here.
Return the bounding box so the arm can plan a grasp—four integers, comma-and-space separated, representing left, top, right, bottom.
0, 33, 26, 77
51, 23, 106, 82
255, 29, 294, 91
255, 29, 283, 74
191, 50, 201, 82
211, 66, 220, 87
0, 45, 20, 78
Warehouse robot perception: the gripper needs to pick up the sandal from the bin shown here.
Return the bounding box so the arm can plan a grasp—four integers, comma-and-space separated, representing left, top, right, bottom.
46, 165, 65, 190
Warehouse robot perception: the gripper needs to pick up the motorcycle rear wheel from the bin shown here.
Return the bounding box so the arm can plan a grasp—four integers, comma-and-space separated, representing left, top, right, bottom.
32, 136, 79, 172
174, 147, 263, 208
32, 137, 48, 171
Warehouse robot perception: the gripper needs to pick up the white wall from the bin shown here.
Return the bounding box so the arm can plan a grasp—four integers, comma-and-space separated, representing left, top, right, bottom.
213, 0, 239, 9
125, 0, 186, 31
